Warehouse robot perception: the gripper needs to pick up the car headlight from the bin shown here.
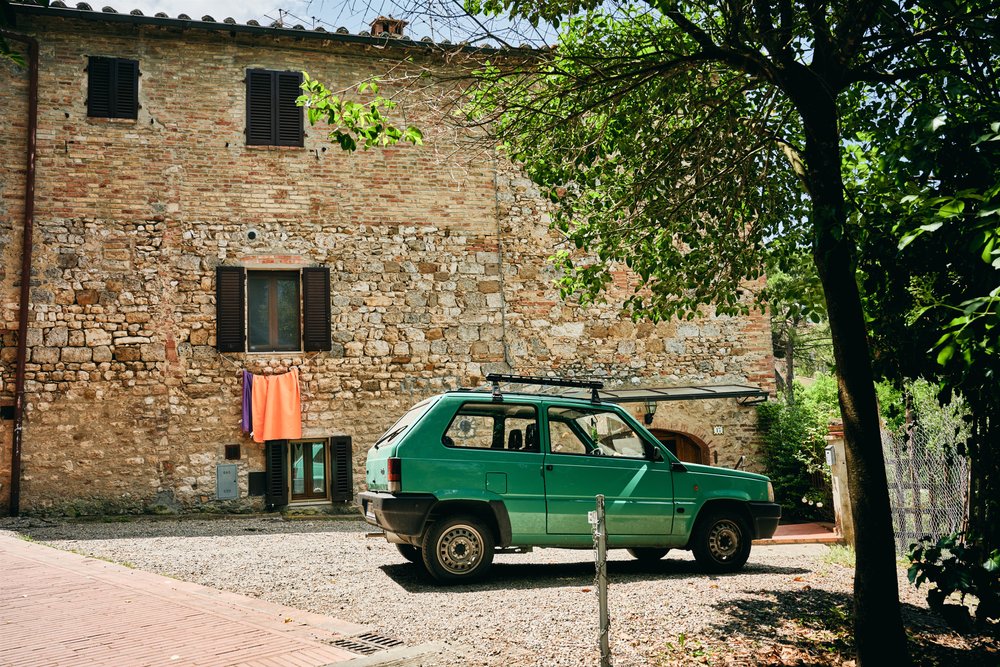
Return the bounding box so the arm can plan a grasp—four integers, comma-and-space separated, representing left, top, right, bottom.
767, 481, 775, 503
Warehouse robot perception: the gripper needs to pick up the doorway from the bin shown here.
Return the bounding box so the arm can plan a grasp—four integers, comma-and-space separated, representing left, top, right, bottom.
649, 429, 709, 465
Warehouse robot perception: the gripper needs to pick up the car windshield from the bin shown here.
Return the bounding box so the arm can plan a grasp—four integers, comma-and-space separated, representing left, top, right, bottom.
374, 396, 438, 449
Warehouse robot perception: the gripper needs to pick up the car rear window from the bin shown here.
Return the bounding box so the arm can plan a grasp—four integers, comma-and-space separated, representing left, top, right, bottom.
374, 397, 437, 449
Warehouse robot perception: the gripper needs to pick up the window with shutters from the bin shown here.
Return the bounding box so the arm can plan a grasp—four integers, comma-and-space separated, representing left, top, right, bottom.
264, 436, 353, 508
246, 69, 304, 146
216, 266, 331, 354
87, 56, 139, 119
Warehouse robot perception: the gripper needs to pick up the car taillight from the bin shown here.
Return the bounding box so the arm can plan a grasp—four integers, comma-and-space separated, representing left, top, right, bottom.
388, 457, 401, 493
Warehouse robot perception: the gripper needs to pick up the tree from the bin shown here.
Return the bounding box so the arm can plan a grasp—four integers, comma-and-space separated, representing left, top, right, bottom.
855, 99, 1000, 549
457, 1, 999, 663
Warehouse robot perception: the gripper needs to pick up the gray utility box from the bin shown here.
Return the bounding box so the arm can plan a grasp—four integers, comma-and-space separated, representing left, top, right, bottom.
216, 464, 239, 500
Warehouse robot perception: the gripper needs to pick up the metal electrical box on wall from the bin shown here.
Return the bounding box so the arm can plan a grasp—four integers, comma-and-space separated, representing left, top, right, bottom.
216, 464, 239, 500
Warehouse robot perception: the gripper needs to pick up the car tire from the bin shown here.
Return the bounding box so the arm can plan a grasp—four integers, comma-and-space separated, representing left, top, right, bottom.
395, 543, 422, 564
691, 511, 752, 573
421, 515, 495, 583
626, 547, 670, 562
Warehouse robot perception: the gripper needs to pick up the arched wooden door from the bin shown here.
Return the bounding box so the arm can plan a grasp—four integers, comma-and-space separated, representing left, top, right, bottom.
649, 429, 709, 465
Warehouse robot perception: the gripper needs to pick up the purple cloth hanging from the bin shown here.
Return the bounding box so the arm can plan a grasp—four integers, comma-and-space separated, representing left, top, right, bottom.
242, 370, 253, 434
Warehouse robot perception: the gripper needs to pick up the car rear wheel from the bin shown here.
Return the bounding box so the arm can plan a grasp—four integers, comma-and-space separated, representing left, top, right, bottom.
691, 511, 752, 573
626, 547, 670, 562
421, 515, 495, 583
395, 543, 422, 564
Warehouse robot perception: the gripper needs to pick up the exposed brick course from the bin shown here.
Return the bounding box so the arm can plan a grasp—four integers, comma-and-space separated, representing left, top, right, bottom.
0, 14, 774, 514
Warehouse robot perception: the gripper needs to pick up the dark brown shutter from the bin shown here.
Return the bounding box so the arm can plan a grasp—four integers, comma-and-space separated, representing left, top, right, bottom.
301, 267, 331, 352
330, 436, 353, 501
87, 56, 113, 117
87, 57, 138, 119
265, 441, 289, 509
215, 266, 246, 352
246, 69, 275, 145
276, 71, 304, 147
115, 58, 139, 119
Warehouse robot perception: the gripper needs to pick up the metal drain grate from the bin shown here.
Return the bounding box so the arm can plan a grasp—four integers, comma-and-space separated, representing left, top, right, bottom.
355, 632, 405, 649
330, 633, 405, 656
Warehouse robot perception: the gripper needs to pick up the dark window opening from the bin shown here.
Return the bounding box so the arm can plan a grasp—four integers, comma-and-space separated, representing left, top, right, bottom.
87, 56, 139, 119
225, 444, 241, 460
246, 69, 304, 147
247, 271, 300, 352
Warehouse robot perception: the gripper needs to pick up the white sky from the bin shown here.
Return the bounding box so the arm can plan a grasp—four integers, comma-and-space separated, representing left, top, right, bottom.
111, 0, 552, 45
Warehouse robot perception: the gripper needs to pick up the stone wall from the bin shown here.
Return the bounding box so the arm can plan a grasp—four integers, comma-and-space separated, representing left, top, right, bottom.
0, 15, 774, 515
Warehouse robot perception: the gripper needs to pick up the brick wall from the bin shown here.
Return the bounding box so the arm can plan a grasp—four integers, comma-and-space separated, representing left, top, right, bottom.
0, 15, 774, 514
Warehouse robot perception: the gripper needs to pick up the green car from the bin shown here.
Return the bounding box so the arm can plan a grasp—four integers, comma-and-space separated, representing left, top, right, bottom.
360, 374, 780, 583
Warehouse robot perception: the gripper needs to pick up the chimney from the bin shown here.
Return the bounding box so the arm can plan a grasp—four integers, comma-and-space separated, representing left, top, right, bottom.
369, 16, 407, 37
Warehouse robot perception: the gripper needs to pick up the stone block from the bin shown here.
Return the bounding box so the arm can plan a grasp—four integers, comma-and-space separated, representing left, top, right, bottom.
32, 347, 60, 364
114, 346, 142, 362
61, 347, 92, 363
75, 289, 100, 306
85, 328, 113, 347
45, 326, 68, 347
364, 340, 390, 357
141, 343, 166, 361
92, 345, 113, 362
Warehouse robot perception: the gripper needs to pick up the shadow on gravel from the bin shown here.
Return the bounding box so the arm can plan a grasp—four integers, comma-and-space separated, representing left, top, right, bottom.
380, 557, 811, 592
706, 588, 1000, 666
8, 517, 370, 541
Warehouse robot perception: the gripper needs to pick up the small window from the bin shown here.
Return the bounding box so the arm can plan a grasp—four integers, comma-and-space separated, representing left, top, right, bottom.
87, 56, 139, 119
247, 271, 300, 352
443, 402, 539, 451
246, 69, 304, 146
547, 406, 648, 459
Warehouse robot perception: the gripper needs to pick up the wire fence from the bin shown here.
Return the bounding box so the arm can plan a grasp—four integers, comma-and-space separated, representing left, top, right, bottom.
882, 426, 969, 555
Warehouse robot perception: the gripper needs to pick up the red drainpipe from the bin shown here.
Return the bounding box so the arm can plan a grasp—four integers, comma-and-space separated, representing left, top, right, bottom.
3, 31, 39, 517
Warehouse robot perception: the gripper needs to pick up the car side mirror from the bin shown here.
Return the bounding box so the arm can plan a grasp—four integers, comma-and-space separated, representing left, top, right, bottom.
671, 461, 687, 473
649, 448, 664, 463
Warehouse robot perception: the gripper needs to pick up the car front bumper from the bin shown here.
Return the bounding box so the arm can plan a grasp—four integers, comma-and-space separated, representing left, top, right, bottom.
748, 501, 782, 539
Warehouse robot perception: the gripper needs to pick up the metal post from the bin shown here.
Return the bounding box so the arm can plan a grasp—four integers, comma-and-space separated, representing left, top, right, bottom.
591, 494, 611, 667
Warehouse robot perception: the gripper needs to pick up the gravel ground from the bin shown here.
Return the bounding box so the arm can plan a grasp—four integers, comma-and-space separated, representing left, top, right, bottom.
2, 516, 993, 666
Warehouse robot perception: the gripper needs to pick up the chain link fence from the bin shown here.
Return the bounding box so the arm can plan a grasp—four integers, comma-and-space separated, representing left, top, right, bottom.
882, 426, 969, 554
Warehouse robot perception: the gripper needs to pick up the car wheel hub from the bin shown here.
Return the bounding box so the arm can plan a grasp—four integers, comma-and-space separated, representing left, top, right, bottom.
708, 520, 740, 561
437, 525, 483, 574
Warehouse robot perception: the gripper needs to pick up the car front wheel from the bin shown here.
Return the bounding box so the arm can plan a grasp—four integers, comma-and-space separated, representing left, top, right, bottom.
421, 515, 495, 583
691, 511, 752, 573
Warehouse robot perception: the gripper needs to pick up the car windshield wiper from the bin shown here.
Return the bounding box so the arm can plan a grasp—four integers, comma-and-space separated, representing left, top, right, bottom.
374, 426, 407, 450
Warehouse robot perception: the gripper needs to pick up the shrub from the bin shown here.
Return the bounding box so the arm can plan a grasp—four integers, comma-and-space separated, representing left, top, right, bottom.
907, 533, 1000, 632
756, 395, 833, 522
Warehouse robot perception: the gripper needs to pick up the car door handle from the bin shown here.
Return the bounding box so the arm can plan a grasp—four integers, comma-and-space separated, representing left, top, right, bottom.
545, 464, 553, 471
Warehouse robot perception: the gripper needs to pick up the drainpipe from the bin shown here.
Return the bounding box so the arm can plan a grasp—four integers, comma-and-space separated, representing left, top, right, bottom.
3, 31, 39, 517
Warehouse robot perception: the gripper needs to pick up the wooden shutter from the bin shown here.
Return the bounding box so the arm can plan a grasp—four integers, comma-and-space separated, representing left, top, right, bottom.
264, 441, 289, 509
276, 71, 304, 147
87, 56, 113, 117
114, 58, 139, 119
246, 69, 275, 145
301, 267, 331, 352
215, 266, 246, 352
329, 436, 353, 501
87, 57, 138, 119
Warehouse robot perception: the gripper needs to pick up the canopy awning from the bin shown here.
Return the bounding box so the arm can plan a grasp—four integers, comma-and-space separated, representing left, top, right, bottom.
560, 384, 768, 405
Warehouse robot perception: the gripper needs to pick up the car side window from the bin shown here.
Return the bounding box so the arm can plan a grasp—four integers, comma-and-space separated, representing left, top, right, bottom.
443, 402, 539, 451
547, 406, 648, 459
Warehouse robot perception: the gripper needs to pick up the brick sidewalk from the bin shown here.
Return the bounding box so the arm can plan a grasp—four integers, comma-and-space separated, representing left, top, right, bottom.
0, 533, 366, 667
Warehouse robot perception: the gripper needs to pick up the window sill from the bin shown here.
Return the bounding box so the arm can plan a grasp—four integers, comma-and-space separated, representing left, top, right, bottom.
245, 144, 306, 151
86, 117, 138, 125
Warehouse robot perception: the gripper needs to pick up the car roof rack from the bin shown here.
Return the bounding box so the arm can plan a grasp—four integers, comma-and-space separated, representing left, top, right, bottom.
486, 373, 604, 402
